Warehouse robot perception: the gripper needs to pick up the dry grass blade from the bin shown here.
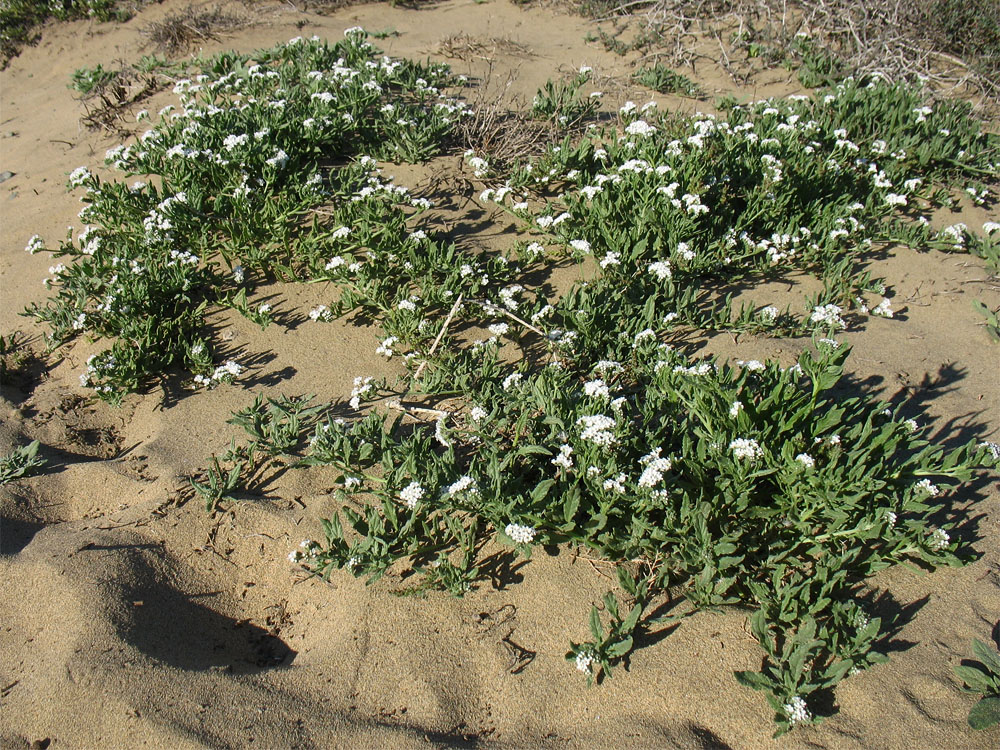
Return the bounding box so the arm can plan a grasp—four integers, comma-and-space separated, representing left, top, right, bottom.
80, 67, 162, 133
566, 0, 1000, 109
437, 33, 535, 61
453, 66, 563, 172
143, 4, 248, 55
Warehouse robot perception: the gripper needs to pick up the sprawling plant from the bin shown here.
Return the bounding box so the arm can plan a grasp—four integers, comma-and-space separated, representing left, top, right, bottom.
23, 29, 1000, 732
24, 30, 469, 402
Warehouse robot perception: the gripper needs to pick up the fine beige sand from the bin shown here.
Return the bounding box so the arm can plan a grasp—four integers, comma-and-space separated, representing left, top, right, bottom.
1, 2, 998, 748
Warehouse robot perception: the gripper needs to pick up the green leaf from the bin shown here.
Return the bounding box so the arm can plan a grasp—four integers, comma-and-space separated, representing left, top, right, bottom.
734, 670, 773, 691
968, 695, 1000, 730
589, 605, 604, 641
955, 665, 994, 694
606, 635, 633, 658
621, 602, 642, 633
972, 639, 1000, 678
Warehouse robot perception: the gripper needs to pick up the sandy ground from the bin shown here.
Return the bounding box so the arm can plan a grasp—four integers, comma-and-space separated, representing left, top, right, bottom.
1, 1, 999, 748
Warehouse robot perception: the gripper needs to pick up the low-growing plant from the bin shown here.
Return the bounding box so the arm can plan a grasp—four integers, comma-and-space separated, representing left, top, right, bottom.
70, 64, 117, 96
0, 440, 46, 485
567, 567, 648, 685
1, 0, 131, 65
228, 393, 325, 457
189, 452, 243, 511
955, 636, 1000, 730
634, 63, 704, 98
24, 31, 471, 403
973, 300, 1000, 342
531, 68, 601, 127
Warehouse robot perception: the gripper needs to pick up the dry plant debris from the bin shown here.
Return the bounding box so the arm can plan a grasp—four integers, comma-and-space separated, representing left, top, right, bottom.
142, 4, 248, 55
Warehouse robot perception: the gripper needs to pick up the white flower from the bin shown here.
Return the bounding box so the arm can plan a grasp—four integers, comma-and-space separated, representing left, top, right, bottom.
758, 305, 779, 323
600, 252, 621, 269
983, 222, 1000, 235
603, 473, 627, 493
648, 261, 673, 280
375, 336, 398, 357
885, 193, 907, 206
552, 444, 574, 469
68, 166, 92, 188
488, 323, 510, 337
309, 305, 332, 322
349, 375, 374, 410
470, 405, 488, 422
344, 25, 365, 35
885, 511, 897, 528
625, 119, 656, 136
729, 401, 743, 418
795, 453, 815, 468
25, 235, 44, 254
738, 359, 765, 372
914, 478, 939, 497
211, 360, 243, 382
871, 298, 894, 318
223, 133, 249, 151
729, 438, 763, 461
810, 304, 846, 329
584, 379, 610, 399
265, 149, 289, 169
569, 239, 592, 254
979, 441, 1000, 462
575, 649, 595, 674
502, 372, 523, 391
331, 226, 351, 239
784, 696, 811, 725
447, 475, 477, 496
400, 481, 425, 509
928, 528, 950, 550
577, 414, 617, 446
505, 523, 536, 544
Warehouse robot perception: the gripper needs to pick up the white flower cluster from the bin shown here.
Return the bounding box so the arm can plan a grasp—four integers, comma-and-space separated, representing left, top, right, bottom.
505, 523, 536, 544
575, 649, 595, 674
502, 372, 523, 391
729, 438, 763, 461
400, 481, 425, 509
25, 235, 44, 254
375, 336, 398, 357
577, 414, 617, 446
927, 528, 950, 550
913, 478, 939, 497
309, 305, 333, 322
194, 360, 243, 387
810, 304, 846, 329
637, 448, 672, 488
795, 453, 815, 468
288, 539, 320, 563
446, 475, 477, 496
583, 379, 610, 399
349, 376, 375, 410
648, 260, 673, 280
552, 444, 574, 469
784, 696, 811, 725
603, 473, 627, 493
